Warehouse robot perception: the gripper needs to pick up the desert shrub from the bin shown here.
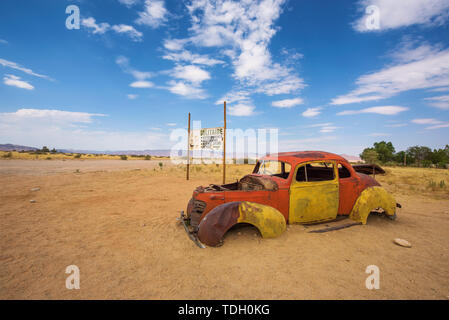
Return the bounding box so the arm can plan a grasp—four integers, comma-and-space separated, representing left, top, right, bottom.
440, 180, 446, 189
46, 157, 52, 160
422, 160, 432, 168
74, 154, 81, 159
159, 162, 163, 170
427, 180, 437, 190
145, 155, 151, 160
437, 162, 447, 169
120, 155, 128, 160
3, 152, 12, 158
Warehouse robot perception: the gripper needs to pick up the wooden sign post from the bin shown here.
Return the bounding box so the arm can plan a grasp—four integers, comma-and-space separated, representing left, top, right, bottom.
223, 101, 226, 185
187, 112, 191, 180
186, 103, 226, 183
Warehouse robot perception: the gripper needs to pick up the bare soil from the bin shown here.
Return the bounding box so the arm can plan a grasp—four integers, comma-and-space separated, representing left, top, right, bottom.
1, 160, 448, 299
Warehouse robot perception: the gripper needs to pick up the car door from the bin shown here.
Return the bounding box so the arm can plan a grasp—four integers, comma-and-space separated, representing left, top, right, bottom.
288, 161, 339, 223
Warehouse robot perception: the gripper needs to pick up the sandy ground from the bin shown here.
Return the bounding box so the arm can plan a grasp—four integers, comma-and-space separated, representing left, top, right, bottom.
0, 159, 173, 175
1, 160, 448, 299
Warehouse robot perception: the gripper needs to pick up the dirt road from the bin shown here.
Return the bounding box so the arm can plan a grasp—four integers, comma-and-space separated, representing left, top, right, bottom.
1, 160, 448, 299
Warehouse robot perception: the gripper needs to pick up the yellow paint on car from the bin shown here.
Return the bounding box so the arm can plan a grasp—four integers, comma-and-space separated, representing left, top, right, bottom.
349, 186, 396, 224
289, 161, 339, 224
237, 201, 286, 238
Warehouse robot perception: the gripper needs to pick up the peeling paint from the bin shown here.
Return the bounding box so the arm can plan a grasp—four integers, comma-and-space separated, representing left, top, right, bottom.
349, 186, 396, 224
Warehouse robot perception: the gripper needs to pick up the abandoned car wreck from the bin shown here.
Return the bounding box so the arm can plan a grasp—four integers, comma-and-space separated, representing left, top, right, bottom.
180, 151, 399, 247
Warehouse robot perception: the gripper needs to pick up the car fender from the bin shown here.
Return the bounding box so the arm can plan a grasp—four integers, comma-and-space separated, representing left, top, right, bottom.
197, 201, 286, 247
349, 186, 396, 224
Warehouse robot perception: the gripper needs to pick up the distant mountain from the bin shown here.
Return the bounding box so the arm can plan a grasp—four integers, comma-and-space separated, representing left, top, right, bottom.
339, 154, 361, 162
0, 144, 38, 151
57, 149, 171, 156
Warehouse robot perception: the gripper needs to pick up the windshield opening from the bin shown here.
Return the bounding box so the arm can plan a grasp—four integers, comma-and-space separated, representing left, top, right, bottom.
253, 160, 291, 179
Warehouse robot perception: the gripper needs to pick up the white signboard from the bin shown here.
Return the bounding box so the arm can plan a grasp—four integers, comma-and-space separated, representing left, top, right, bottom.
190, 127, 224, 151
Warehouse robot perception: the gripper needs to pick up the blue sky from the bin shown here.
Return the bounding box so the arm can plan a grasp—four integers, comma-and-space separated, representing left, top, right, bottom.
0, 0, 448, 154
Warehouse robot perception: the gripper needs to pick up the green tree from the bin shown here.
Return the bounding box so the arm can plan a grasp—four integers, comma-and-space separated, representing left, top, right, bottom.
407, 146, 432, 167
430, 146, 449, 167
360, 148, 379, 164
393, 151, 406, 165
373, 141, 395, 163
41, 146, 50, 153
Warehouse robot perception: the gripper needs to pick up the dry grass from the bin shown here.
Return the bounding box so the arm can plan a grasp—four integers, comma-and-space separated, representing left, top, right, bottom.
378, 166, 449, 200
0, 151, 168, 161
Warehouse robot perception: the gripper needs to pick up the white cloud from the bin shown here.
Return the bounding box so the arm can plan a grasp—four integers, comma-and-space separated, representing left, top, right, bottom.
118, 0, 139, 7
389, 42, 443, 63
111, 24, 143, 41
319, 126, 339, 133
163, 39, 188, 51
411, 118, 441, 125
130, 80, 154, 88
116, 56, 153, 80
0, 108, 169, 150
353, 0, 449, 32
162, 50, 224, 66
0, 109, 106, 124
0, 39, 8, 45
82, 17, 110, 34
412, 118, 449, 129
302, 107, 321, 118
185, 0, 304, 94
337, 106, 409, 116
214, 90, 257, 116
215, 90, 251, 105
171, 65, 210, 84
165, 65, 210, 98
306, 122, 333, 128
428, 86, 449, 92
227, 103, 256, 116
331, 44, 449, 105
82, 18, 143, 41
116, 56, 154, 89
167, 81, 206, 99
166, 123, 177, 126
127, 94, 139, 99
164, 0, 305, 110
255, 76, 305, 96
304, 122, 339, 133
426, 123, 449, 129
3, 74, 34, 90
424, 95, 449, 110
136, 0, 168, 28
272, 97, 303, 108
0, 58, 51, 79
385, 123, 407, 128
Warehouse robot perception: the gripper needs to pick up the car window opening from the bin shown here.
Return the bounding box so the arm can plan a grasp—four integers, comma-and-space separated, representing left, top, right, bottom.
296, 162, 335, 182
338, 163, 351, 179
254, 160, 291, 179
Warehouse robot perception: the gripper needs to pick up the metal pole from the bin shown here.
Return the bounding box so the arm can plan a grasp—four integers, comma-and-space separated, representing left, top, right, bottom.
187, 112, 190, 180
223, 101, 226, 185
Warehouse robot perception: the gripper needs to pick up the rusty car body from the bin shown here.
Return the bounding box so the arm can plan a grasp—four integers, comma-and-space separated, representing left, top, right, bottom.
181, 151, 399, 247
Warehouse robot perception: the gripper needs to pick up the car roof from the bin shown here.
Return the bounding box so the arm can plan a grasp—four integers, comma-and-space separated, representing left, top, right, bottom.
261, 151, 348, 165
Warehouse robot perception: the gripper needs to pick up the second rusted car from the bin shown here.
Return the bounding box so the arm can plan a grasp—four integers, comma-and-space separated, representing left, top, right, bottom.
181, 151, 399, 247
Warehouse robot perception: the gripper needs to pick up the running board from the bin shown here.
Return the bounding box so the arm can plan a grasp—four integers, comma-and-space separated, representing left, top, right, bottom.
308, 221, 362, 233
